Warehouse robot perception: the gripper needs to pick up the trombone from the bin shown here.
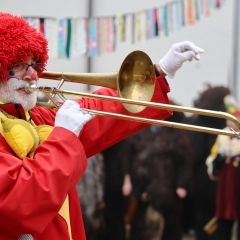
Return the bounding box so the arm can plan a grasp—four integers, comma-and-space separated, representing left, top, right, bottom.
27, 50, 240, 138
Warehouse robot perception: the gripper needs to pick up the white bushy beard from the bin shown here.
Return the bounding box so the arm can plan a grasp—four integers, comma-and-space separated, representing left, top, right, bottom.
0, 78, 37, 111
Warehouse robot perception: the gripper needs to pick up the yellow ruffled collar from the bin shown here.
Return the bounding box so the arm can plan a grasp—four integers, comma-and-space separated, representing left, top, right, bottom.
0, 100, 30, 121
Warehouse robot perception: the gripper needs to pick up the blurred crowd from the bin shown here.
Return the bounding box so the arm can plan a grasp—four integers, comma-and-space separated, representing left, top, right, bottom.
77, 84, 240, 240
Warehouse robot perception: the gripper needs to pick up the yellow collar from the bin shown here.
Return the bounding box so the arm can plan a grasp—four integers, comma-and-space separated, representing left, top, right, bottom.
0, 101, 30, 121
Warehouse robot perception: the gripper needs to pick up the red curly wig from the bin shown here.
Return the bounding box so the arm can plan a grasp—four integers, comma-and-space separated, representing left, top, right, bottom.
0, 12, 49, 81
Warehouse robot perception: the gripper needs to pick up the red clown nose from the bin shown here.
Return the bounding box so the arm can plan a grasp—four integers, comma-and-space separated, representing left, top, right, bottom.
31, 73, 37, 80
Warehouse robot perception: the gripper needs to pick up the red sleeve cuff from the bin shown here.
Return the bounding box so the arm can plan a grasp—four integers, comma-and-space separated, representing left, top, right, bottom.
157, 76, 170, 94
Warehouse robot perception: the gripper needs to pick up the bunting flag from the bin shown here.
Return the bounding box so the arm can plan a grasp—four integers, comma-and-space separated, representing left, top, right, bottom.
97, 17, 105, 55
112, 16, 117, 51
135, 12, 142, 42
117, 14, 125, 42
181, 0, 186, 26
174, 1, 181, 32
145, 9, 150, 39
57, 18, 66, 58
44, 18, 57, 58
195, 0, 200, 20
158, 6, 164, 33
39, 18, 45, 35
187, 0, 195, 25
88, 18, 98, 56
72, 18, 87, 57
151, 8, 156, 37
141, 11, 147, 43
204, 0, 211, 16
131, 14, 135, 44
125, 14, 133, 44
209, 0, 214, 8
65, 18, 72, 58
154, 8, 159, 37
146, 8, 155, 39
163, 5, 169, 36
216, 0, 221, 8
106, 17, 113, 53
157, 8, 161, 36
168, 3, 174, 33
22, 0, 227, 58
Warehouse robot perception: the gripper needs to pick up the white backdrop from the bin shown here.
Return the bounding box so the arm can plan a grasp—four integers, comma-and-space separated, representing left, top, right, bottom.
0, 0, 235, 107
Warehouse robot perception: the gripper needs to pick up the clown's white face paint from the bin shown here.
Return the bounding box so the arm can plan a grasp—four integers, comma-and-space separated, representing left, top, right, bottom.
0, 78, 37, 110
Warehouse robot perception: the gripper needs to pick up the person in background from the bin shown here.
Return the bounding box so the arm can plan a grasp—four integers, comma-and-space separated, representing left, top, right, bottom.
76, 154, 105, 240
0, 11, 204, 240
129, 101, 194, 240
186, 86, 230, 240
101, 140, 133, 240
206, 95, 240, 240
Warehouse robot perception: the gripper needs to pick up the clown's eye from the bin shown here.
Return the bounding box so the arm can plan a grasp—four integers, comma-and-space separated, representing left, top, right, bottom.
32, 63, 44, 73
12, 63, 25, 72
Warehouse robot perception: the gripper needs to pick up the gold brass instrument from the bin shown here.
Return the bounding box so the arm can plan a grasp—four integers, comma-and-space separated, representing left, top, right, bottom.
40, 51, 155, 114
27, 50, 240, 138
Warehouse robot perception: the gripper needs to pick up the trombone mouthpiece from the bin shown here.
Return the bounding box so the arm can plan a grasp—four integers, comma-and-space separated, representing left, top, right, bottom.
25, 83, 37, 93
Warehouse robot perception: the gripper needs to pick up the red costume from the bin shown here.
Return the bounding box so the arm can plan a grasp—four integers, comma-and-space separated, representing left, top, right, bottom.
207, 128, 240, 220
216, 154, 240, 220
206, 93, 240, 240
0, 77, 171, 240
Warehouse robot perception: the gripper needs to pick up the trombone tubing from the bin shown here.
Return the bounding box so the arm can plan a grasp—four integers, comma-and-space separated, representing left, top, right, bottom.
36, 102, 240, 138
86, 109, 240, 138
37, 86, 240, 128
33, 86, 240, 138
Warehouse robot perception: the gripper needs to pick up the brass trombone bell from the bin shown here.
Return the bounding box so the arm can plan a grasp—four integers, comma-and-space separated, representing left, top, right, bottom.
41, 50, 155, 113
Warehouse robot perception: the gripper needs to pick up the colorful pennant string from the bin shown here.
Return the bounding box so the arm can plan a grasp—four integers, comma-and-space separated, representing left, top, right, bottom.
23, 0, 226, 58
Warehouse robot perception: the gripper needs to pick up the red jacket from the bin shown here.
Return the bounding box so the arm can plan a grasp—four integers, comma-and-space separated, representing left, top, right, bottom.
0, 77, 171, 239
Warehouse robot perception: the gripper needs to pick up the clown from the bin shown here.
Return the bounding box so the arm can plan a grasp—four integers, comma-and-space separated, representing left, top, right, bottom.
0, 12, 204, 240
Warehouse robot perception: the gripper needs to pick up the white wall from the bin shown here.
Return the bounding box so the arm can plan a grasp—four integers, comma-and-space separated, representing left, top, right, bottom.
0, 0, 234, 107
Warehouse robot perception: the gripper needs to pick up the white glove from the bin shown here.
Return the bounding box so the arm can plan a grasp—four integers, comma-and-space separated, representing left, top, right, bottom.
158, 41, 205, 79
55, 100, 94, 137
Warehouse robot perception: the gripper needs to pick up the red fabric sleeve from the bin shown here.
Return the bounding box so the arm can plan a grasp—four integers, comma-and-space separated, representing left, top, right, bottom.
0, 127, 87, 236
78, 76, 172, 157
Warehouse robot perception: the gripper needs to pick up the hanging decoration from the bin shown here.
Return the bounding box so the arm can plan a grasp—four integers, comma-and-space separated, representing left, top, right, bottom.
23, 0, 227, 58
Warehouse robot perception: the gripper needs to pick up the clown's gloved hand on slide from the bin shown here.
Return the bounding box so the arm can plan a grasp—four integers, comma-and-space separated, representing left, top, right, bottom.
55, 100, 94, 137
158, 41, 205, 79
